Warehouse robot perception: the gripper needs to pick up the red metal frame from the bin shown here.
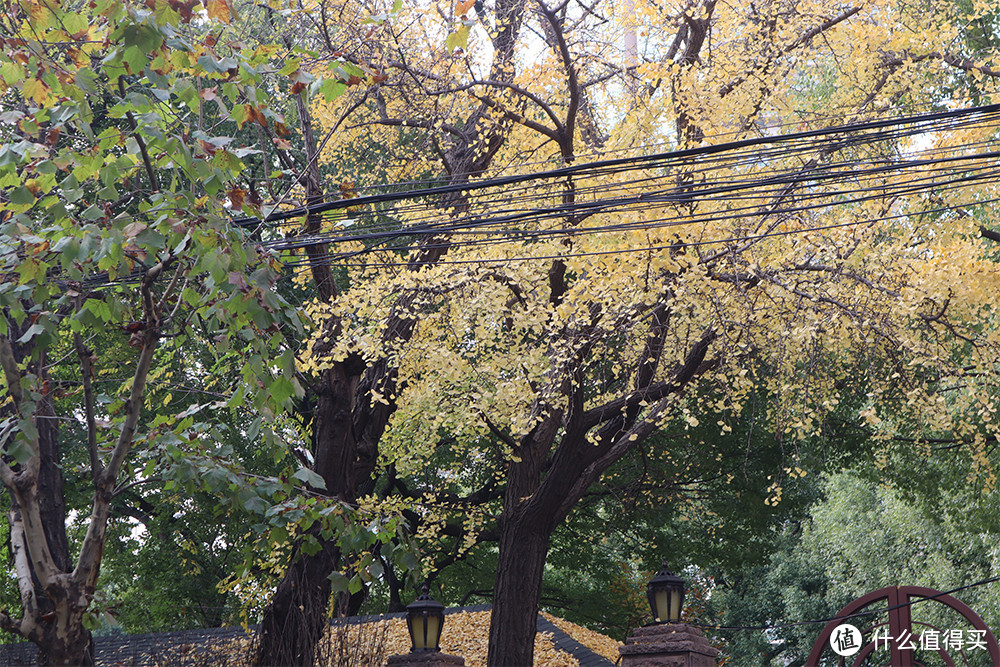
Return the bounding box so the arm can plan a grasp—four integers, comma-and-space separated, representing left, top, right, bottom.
807, 585, 999, 666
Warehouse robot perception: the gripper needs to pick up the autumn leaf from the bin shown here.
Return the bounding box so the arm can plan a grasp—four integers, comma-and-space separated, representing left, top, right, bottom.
227, 271, 249, 292
198, 139, 218, 155
227, 186, 246, 209
248, 104, 268, 126
123, 221, 147, 237
247, 188, 262, 208
456, 0, 475, 15
232, 103, 251, 128
205, 0, 233, 23
169, 0, 198, 22
445, 25, 470, 53
22, 78, 52, 105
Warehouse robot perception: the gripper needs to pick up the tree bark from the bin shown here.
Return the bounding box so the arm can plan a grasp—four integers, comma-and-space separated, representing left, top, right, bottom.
2, 329, 95, 667
257, 540, 340, 666
255, 360, 364, 666
35, 577, 96, 667
487, 508, 553, 667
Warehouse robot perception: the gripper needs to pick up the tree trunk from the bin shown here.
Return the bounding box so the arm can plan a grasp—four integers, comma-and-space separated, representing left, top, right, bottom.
487, 513, 552, 667
3, 334, 93, 667
35, 579, 96, 667
256, 540, 339, 666
255, 365, 357, 666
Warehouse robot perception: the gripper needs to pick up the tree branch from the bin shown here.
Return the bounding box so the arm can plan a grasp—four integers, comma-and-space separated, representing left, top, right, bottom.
0, 337, 24, 410
718, 7, 860, 98
74, 259, 166, 590
72, 330, 102, 483
537, 1, 579, 157
118, 79, 160, 193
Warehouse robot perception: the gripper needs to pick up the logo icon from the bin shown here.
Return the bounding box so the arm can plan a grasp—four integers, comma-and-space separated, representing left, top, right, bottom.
830, 623, 862, 657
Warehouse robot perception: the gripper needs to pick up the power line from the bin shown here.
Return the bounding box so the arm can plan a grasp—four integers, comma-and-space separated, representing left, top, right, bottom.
261, 103, 1000, 208
276, 196, 1000, 273
265, 152, 1000, 256
67, 104, 1000, 289
231, 103, 1000, 227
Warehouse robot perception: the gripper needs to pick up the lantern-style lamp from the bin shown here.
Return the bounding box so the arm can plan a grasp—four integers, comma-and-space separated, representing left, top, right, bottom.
647, 561, 685, 623
406, 583, 446, 652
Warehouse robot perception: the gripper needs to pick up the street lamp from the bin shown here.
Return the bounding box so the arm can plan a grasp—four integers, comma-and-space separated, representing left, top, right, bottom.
405, 583, 446, 652
647, 561, 685, 623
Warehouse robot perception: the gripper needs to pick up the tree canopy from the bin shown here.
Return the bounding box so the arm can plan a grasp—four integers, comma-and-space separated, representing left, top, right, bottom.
2, 0, 1000, 665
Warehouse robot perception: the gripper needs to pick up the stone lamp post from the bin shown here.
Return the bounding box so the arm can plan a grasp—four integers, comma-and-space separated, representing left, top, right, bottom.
387, 584, 465, 667
619, 562, 719, 667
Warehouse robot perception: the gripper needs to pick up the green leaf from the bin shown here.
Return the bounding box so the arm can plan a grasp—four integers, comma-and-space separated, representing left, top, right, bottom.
329, 572, 349, 595
445, 25, 470, 53
9, 186, 34, 205
16, 323, 46, 343
243, 496, 270, 514
268, 525, 288, 546
6, 435, 34, 465
292, 467, 327, 490
197, 55, 226, 74
318, 79, 347, 101
300, 536, 322, 557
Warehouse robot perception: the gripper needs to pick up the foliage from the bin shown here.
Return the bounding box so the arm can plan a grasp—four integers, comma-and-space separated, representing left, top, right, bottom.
0, 0, 397, 660
291, 0, 1000, 663
2, 0, 999, 664
713, 471, 1000, 665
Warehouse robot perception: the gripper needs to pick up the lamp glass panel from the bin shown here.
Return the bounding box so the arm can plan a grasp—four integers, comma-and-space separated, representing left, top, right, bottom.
670, 591, 682, 621
426, 616, 441, 649
411, 616, 427, 649
654, 590, 669, 622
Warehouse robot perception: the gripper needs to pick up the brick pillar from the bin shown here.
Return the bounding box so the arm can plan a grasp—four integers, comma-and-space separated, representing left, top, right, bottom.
619, 623, 719, 667
387, 651, 465, 667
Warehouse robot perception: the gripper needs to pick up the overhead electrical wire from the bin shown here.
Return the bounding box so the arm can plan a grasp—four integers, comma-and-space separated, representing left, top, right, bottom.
231, 102, 1000, 227
270, 153, 1000, 272
267, 152, 1000, 254
277, 198, 1000, 271
256, 128, 1000, 247
269, 101, 1000, 203
65, 103, 1000, 289
247, 115, 1000, 248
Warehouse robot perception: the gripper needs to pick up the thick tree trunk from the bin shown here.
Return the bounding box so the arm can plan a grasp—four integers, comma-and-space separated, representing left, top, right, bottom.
487, 514, 552, 667
256, 540, 339, 666
255, 366, 356, 666
35, 579, 96, 667
3, 336, 94, 667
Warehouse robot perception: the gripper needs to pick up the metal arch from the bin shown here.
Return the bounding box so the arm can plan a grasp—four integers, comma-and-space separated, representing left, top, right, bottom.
807, 585, 1000, 667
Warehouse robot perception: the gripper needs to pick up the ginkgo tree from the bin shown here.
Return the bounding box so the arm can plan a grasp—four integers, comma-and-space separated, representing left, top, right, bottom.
0, 0, 367, 663
289, 0, 1000, 664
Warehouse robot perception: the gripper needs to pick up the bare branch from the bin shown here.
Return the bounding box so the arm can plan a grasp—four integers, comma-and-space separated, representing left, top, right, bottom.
372, 116, 471, 140
719, 7, 861, 98
537, 1, 578, 157
72, 330, 102, 482
579, 327, 717, 434
981, 225, 1000, 243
